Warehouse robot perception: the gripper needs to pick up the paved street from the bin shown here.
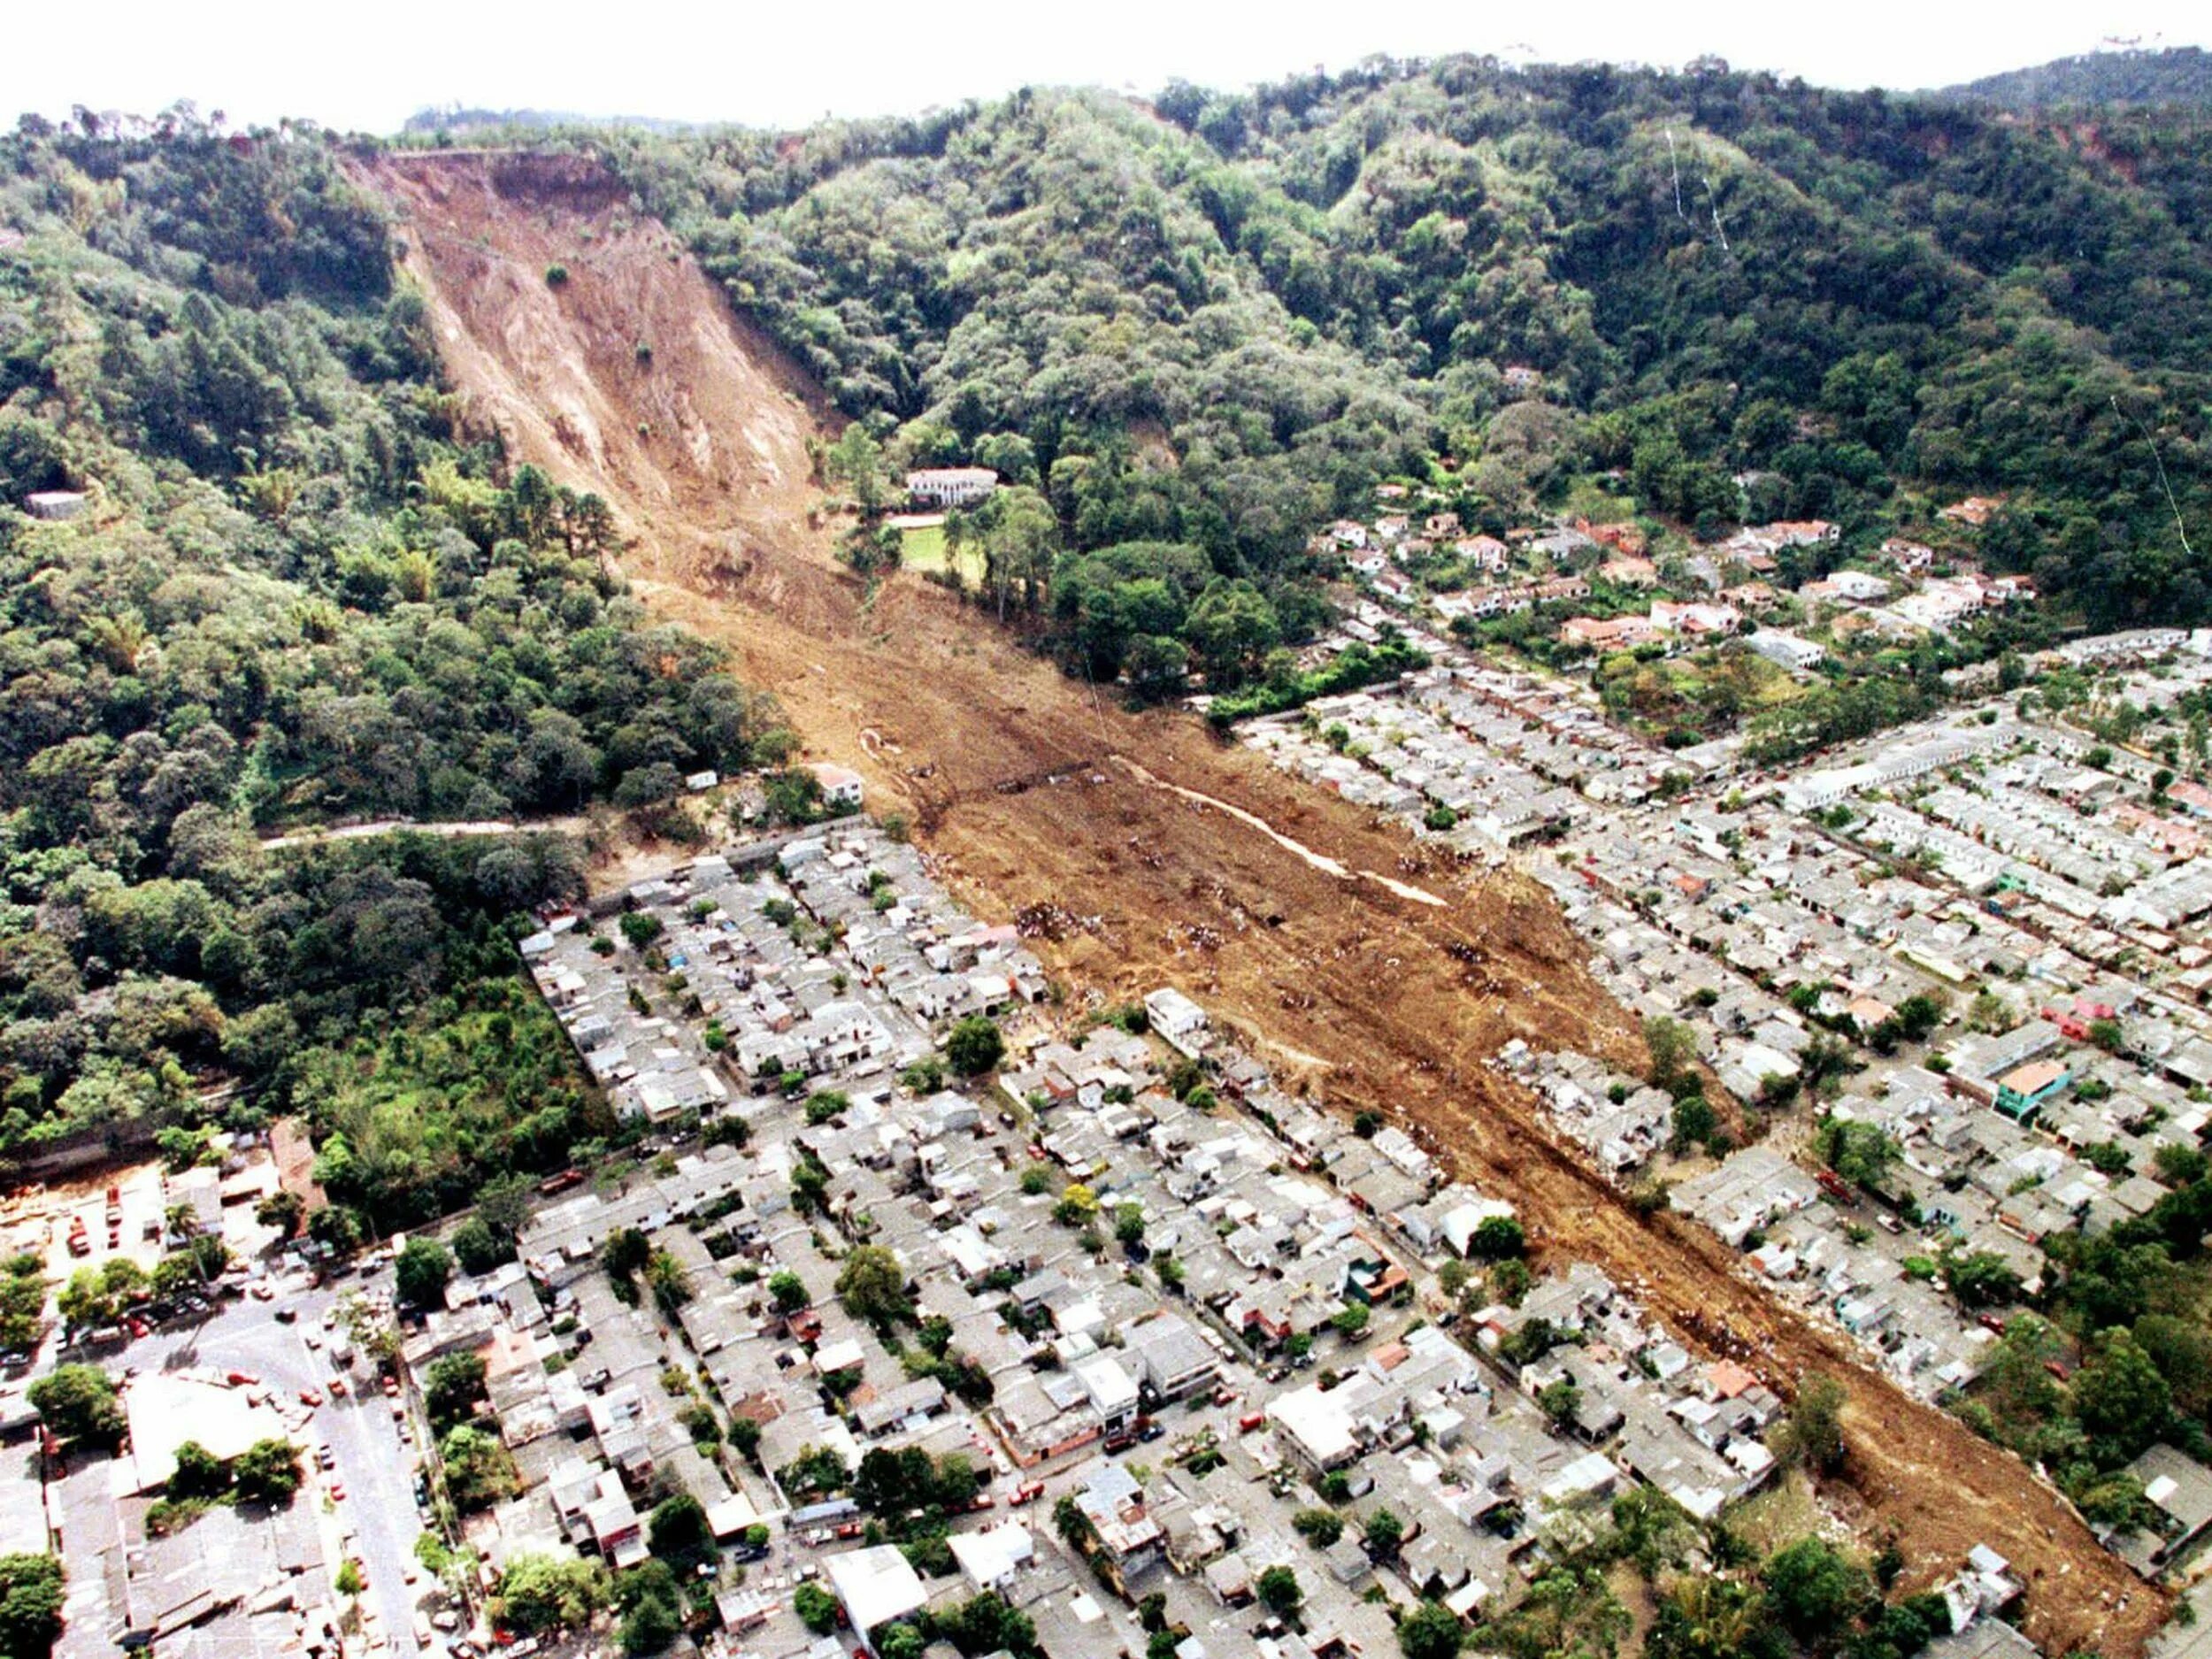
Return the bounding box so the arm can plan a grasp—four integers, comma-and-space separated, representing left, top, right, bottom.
119, 1268, 428, 1656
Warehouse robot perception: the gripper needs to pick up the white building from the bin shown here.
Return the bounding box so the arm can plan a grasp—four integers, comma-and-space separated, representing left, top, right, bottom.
824, 1546, 929, 1655
904, 467, 997, 509
1743, 631, 1825, 672
24, 489, 86, 521
807, 763, 865, 810
1821, 570, 1893, 602
1144, 987, 1210, 1055
948, 1522, 1036, 1594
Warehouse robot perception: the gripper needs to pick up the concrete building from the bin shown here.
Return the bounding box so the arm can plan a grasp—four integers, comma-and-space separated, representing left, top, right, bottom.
824, 1544, 929, 1654
903, 467, 997, 509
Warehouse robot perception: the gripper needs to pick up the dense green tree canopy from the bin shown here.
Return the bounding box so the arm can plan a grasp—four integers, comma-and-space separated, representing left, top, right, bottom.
0, 116, 785, 1221
591, 60, 2212, 649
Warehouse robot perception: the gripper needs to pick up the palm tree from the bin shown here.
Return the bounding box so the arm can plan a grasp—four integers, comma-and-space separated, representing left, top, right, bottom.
84, 611, 150, 673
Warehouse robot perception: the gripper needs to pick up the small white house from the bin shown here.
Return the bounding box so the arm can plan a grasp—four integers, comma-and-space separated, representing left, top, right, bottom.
1744, 631, 1826, 672
807, 763, 865, 810
25, 490, 87, 521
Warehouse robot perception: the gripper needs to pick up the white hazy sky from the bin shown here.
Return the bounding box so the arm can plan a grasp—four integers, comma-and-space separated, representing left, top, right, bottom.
4, 0, 2206, 134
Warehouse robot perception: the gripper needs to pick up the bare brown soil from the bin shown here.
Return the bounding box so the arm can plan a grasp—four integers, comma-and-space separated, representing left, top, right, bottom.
364, 150, 2168, 1655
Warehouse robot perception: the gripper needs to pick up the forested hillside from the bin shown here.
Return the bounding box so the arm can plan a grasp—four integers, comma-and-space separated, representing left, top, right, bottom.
0, 118, 781, 1219
1939, 47, 2212, 111
10, 50, 2212, 1223
583, 56, 2212, 667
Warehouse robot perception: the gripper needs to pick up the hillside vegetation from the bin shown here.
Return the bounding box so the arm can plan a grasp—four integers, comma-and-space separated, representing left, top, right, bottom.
0, 118, 784, 1215
572, 57, 2212, 678
1939, 47, 2212, 111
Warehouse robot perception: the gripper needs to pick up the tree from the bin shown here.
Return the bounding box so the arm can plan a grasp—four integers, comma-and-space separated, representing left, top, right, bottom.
648, 1493, 714, 1571
2134, 1314, 2212, 1418
794, 1581, 839, 1633
169, 1440, 229, 1500
935, 1594, 1037, 1658
728, 1416, 764, 1464
234, 1439, 302, 1505
58, 1257, 147, 1332
27, 1364, 124, 1448
1646, 1575, 1768, 1659
1333, 1303, 1371, 1340
1762, 1539, 1870, 1638
1670, 1094, 1717, 1153
255, 1190, 304, 1238
1821, 1120, 1900, 1192
1941, 1249, 2024, 1310
836, 1245, 911, 1326
1778, 1373, 1847, 1474
0, 1555, 64, 1659
620, 1590, 680, 1657
440, 1425, 521, 1511
395, 1237, 454, 1309
450, 1217, 511, 1275
1114, 1203, 1147, 1248
423, 1352, 489, 1431
334, 1560, 364, 1601
1642, 1017, 1696, 1089
1538, 1378, 1582, 1427
945, 1016, 1005, 1076
825, 423, 890, 517
2072, 1332, 2173, 1462
495, 1554, 611, 1635
602, 1226, 652, 1283
1468, 1217, 1525, 1261
646, 1251, 692, 1317
1363, 1508, 1405, 1560
1397, 1601, 1465, 1659
768, 1271, 810, 1313
1292, 1509, 1343, 1547
1256, 1564, 1303, 1624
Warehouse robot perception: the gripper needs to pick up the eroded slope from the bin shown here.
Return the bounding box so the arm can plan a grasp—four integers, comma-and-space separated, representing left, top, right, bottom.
365, 150, 2165, 1655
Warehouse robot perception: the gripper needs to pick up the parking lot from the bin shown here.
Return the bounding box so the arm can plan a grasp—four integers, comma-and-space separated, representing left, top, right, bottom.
43, 1257, 434, 1659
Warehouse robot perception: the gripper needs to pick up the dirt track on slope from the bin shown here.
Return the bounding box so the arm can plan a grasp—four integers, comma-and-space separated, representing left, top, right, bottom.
365, 150, 2168, 1655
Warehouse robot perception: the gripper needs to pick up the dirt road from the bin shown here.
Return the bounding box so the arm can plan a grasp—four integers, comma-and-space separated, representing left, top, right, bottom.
364, 150, 2168, 1655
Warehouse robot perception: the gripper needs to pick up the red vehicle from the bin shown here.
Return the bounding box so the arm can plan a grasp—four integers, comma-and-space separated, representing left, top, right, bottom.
537, 1169, 587, 1197
226, 1371, 258, 1387
298, 1389, 323, 1409
328, 1378, 348, 1398
1238, 1412, 1266, 1434
1010, 1482, 1045, 1507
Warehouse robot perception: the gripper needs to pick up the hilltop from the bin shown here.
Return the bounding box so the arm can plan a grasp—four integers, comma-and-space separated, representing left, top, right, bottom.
1938, 45, 2212, 109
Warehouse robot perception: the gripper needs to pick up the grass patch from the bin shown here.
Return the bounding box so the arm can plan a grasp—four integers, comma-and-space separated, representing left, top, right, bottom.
900, 520, 987, 584
1721, 1468, 1829, 1557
